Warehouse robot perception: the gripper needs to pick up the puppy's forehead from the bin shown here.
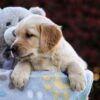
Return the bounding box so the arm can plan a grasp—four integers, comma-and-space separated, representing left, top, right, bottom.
17, 15, 54, 28
15, 15, 56, 37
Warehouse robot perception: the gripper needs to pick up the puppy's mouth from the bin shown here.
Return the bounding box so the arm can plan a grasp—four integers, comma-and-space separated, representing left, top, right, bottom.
20, 53, 33, 59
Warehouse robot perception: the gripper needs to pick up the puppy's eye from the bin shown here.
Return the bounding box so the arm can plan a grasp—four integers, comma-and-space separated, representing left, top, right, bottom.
26, 33, 36, 38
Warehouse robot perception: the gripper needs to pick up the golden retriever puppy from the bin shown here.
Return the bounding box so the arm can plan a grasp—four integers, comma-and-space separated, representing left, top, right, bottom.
11, 15, 87, 91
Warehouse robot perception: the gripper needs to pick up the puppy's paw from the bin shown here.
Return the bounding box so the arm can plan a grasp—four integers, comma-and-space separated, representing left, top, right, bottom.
11, 70, 30, 88
69, 73, 87, 91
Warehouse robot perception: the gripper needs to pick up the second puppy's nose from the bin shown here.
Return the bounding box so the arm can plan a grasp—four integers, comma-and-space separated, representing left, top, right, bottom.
11, 45, 18, 54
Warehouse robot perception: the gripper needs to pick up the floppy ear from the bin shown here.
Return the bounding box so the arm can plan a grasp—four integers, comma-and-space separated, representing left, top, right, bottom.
39, 23, 62, 53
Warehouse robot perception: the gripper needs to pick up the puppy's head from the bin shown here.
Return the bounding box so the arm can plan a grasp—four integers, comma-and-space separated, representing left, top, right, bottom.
11, 15, 62, 58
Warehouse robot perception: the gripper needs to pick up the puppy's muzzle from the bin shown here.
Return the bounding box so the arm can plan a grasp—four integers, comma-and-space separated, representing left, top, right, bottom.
11, 45, 19, 56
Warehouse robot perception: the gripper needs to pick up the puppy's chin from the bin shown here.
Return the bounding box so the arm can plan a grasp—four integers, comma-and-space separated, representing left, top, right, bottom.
11, 51, 33, 59
11, 48, 39, 60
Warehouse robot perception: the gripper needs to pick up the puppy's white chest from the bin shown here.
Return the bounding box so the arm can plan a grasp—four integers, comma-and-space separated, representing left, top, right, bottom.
30, 56, 58, 71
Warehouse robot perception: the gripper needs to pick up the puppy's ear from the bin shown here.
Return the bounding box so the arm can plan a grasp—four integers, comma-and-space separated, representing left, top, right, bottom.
39, 23, 62, 53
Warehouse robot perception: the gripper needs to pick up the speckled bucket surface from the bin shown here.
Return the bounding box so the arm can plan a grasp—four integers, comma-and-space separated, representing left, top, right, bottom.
0, 69, 93, 100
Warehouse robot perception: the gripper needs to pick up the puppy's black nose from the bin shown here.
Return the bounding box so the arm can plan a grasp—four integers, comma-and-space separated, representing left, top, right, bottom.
11, 45, 18, 54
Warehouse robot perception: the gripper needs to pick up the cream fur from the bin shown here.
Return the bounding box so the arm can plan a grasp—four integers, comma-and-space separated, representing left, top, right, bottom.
11, 15, 87, 91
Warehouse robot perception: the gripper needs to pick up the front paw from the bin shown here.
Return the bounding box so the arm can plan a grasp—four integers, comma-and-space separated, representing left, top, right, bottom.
69, 73, 87, 91
11, 70, 30, 88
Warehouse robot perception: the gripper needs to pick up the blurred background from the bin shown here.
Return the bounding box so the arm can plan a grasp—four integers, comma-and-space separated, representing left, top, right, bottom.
0, 0, 100, 100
